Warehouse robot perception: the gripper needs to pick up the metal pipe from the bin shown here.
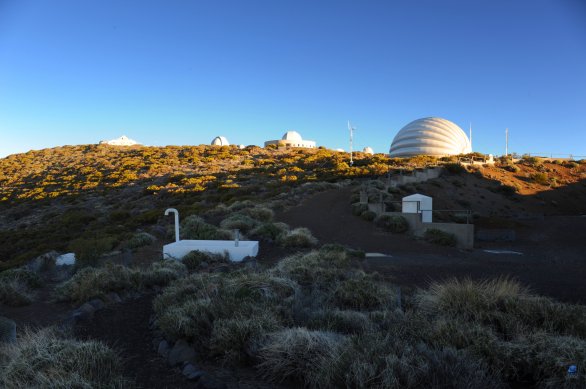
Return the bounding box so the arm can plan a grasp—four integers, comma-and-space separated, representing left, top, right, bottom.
164, 208, 180, 242
234, 229, 240, 247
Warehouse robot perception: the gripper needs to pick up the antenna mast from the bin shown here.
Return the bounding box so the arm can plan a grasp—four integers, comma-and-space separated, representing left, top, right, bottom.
348, 121, 355, 166
505, 128, 509, 157
469, 122, 472, 150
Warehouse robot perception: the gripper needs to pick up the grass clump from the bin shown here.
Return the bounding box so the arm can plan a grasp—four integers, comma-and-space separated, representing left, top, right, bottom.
0, 268, 42, 306
181, 250, 229, 271
278, 227, 318, 248
0, 327, 132, 388
360, 210, 377, 221
331, 273, 396, 311
424, 228, 457, 246
374, 214, 408, 233
530, 172, 549, 185
255, 328, 347, 387
181, 215, 233, 240
239, 206, 274, 222
126, 232, 155, 249
249, 222, 290, 242
220, 214, 260, 233
351, 203, 368, 216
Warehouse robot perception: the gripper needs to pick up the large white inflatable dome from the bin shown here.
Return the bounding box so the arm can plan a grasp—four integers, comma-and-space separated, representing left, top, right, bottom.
389, 117, 471, 157
211, 136, 229, 146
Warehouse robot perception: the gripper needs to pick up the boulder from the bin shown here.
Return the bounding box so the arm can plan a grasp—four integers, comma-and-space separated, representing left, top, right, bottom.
88, 298, 105, 311
105, 292, 122, 303
73, 303, 96, 322
167, 339, 196, 366
158, 340, 170, 358
27, 251, 58, 273
182, 364, 205, 381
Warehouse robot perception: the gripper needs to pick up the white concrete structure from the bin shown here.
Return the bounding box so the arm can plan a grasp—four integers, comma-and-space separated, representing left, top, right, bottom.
363, 147, 374, 155
163, 208, 258, 262
163, 240, 259, 262
264, 131, 316, 148
211, 136, 230, 146
402, 193, 433, 223
99, 135, 139, 146
335, 148, 345, 152
390, 117, 472, 157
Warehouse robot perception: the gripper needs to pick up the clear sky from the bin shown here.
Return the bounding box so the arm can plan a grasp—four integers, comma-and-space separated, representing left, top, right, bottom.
1, 0, 585, 158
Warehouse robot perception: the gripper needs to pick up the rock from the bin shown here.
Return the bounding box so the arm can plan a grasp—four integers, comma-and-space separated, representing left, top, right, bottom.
27, 251, 58, 273
158, 340, 170, 358
199, 261, 209, 269
55, 253, 76, 266
168, 339, 196, 366
105, 292, 122, 303
88, 298, 105, 311
73, 303, 96, 322
195, 374, 227, 389
213, 265, 230, 274
182, 364, 205, 381
0, 317, 16, 343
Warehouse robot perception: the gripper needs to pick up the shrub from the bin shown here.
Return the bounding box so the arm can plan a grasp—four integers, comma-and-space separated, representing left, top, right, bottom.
271, 251, 351, 286
530, 172, 549, 185
306, 309, 374, 335
338, 333, 503, 389
374, 214, 408, 233
0, 327, 132, 388
181, 250, 229, 271
249, 222, 290, 242
351, 203, 368, 216
424, 228, 457, 246
0, 268, 42, 306
331, 274, 396, 311
141, 260, 187, 287
219, 214, 260, 233
240, 206, 274, 222
497, 184, 518, 196
69, 236, 116, 266
443, 162, 467, 174
181, 215, 233, 240
255, 328, 347, 387
502, 164, 520, 173
278, 228, 318, 248
126, 232, 155, 249
360, 210, 377, 221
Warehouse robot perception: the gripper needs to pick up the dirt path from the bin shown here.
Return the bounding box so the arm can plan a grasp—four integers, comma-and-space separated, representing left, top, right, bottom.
277, 187, 586, 304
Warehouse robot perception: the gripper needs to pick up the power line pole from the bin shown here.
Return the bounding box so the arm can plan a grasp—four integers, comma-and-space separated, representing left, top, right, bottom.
505, 128, 509, 157
348, 121, 355, 166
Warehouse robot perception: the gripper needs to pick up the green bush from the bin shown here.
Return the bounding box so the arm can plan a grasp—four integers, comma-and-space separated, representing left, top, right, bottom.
360, 210, 377, 221
502, 164, 520, 173
249, 222, 290, 242
278, 227, 318, 248
351, 203, 368, 216
424, 228, 457, 246
0, 327, 132, 388
374, 214, 408, 233
69, 236, 116, 266
0, 268, 42, 306
181, 215, 233, 240
181, 250, 229, 271
240, 206, 274, 222
219, 214, 260, 233
255, 328, 347, 386
126, 232, 155, 249
306, 309, 374, 335
331, 274, 396, 311
530, 172, 549, 185
443, 163, 467, 174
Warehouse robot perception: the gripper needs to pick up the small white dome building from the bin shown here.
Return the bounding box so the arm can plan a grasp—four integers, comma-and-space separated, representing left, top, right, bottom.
265, 131, 316, 148
99, 135, 140, 146
211, 136, 230, 146
389, 117, 472, 157
363, 147, 374, 155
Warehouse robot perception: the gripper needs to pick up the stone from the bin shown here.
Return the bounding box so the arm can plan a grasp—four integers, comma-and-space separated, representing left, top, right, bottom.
199, 261, 209, 269
105, 292, 122, 303
167, 339, 196, 366
182, 364, 205, 381
158, 340, 170, 358
27, 251, 58, 273
73, 303, 96, 322
195, 374, 227, 389
88, 298, 105, 311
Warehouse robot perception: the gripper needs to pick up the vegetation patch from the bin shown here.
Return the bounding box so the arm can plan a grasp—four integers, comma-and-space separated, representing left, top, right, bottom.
0, 267, 42, 306
278, 227, 318, 248
424, 228, 457, 246
374, 214, 408, 233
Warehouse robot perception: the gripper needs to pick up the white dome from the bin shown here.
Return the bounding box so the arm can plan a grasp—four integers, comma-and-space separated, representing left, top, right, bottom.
363, 147, 374, 155
211, 136, 229, 146
281, 131, 303, 142
389, 117, 472, 157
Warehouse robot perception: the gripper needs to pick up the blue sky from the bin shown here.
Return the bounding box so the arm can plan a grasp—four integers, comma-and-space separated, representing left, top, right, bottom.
1, 0, 585, 158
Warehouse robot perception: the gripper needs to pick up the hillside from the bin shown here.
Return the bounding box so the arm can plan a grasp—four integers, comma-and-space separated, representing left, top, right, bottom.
1, 145, 585, 269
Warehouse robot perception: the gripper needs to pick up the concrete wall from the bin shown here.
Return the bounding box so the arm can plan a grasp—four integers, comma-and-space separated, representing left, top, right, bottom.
388, 167, 443, 188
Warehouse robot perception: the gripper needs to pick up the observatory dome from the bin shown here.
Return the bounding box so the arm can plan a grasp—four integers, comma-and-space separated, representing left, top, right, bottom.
282, 131, 303, 142
211, 136, 229, 146
389, 117, 471, 157
363, 147, 374, 155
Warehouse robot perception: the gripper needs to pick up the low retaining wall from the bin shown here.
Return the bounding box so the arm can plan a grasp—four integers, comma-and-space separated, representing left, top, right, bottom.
417, 222, 474, 249
388, 167, 443, 188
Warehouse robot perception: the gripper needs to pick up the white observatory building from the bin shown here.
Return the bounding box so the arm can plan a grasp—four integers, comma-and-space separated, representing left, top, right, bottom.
363, 147, 374, 155
99, 135, 140, 146
211, 136, 230, 146
264, 131, 316, 148
389, 117, 472, 157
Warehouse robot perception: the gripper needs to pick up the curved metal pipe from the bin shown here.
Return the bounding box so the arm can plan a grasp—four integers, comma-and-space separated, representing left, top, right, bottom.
164, 208, 180, 242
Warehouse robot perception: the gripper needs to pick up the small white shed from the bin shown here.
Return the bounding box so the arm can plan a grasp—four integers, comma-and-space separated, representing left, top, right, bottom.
402, 193, 433, 223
